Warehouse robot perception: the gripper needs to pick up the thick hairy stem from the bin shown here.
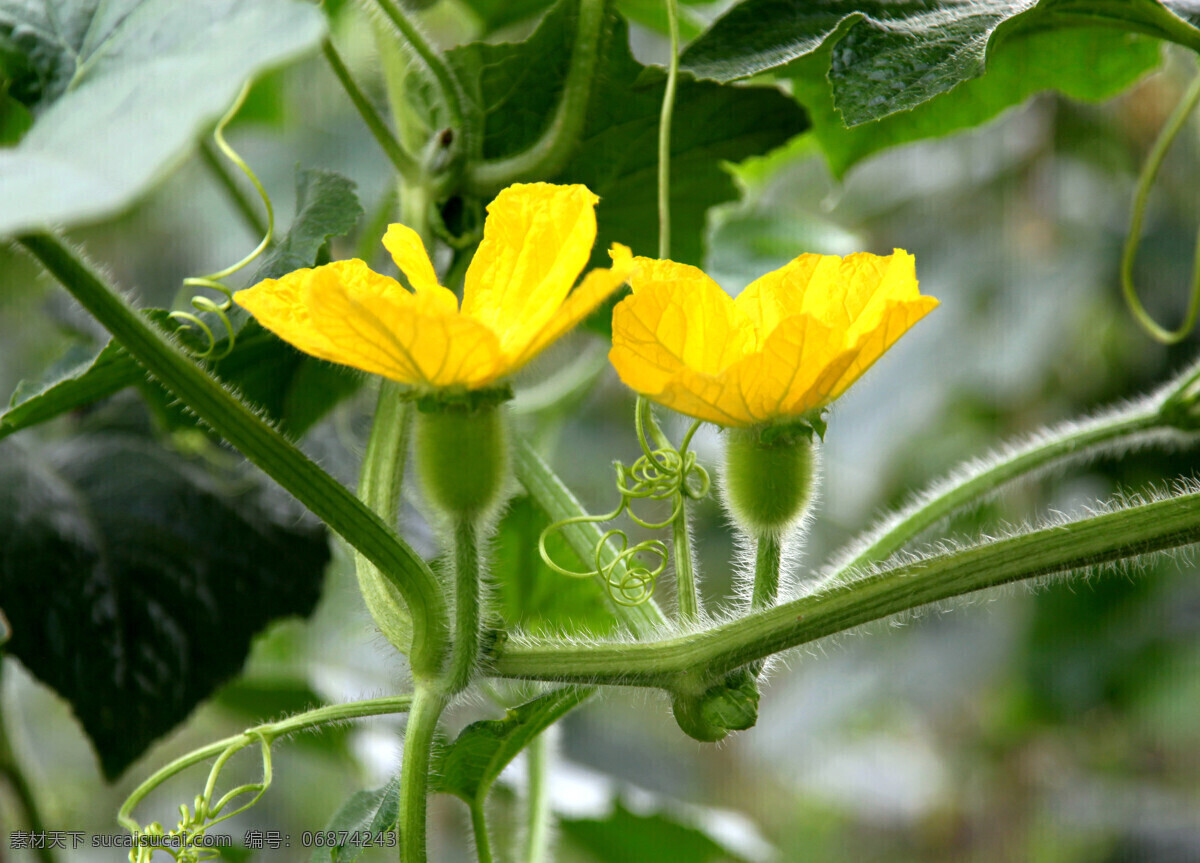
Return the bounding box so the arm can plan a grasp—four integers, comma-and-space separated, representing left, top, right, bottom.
751, 532, 783, 611
827, 406, 1165, 583
399, 686, 448, 863
449, 518, 484, 693
489, 488, 1200, 686
18, 234, 450, 677
469, 801, 495, 863
355, 383, 415, 653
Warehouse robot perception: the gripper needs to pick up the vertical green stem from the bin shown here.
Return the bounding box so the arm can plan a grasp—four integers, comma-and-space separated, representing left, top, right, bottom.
372, 0, 464, 133
0, 673, 55, 863
449, 517, 483, 694
355, 383, 415, 653
751, 532, 782, 611
323, 39, 419, 181
524, 732, 553, 863
673, 504, 700, 622
469, 801, 496, 863
657, 0, 680, 259
399, 686, 448, 863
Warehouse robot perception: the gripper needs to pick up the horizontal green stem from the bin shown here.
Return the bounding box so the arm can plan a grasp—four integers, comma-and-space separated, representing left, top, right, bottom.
119, 695, 413, 831
513, 439, 667, 638
827, 402, 1167, 581
18, 234, 449, 676
490, 488, 1200, 686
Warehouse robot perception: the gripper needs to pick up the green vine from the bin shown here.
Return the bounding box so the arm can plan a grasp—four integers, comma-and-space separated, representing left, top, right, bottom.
1121, 60, 1200, 344
540, 398, 709, 608
171, 83, 274, 360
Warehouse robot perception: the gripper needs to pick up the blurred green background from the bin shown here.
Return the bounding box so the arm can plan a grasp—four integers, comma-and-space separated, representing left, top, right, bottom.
2, 2, 1200, 862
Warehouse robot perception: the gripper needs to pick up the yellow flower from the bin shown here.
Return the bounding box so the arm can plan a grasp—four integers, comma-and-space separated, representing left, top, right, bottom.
234, 183, 632, 391
609, 250, 937, 427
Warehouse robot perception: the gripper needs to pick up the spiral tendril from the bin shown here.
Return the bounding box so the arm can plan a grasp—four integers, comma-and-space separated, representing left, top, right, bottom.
127, 732, 273, 863
172, 82, 275, 360
540, 398, 709, 607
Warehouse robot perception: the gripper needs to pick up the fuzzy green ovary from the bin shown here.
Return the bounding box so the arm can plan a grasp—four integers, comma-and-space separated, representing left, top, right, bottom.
722, 428, 815, 536
414, 403, 508, 519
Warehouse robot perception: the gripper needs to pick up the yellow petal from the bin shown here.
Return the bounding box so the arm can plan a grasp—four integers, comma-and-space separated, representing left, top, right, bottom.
829, 294, 939, 400
233, 262, 393, 367
654, 367, 757, 427
461, 183, 598, 357
622, 256, 753, 376
730, 313, 858, 422
507, 244, 634, 372
382, 223, 459, 315
734, 255, 824, 349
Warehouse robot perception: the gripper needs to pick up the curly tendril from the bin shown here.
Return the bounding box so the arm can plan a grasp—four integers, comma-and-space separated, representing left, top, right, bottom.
126, 731, 272, 863
172, 82, 275, 360
1121, 60, 1200, 345
540, 398, 709, 607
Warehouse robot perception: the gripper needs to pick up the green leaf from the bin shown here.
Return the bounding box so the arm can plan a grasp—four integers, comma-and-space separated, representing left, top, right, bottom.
310, 776, 401, 862
492, 495, 618, 638
431, 687, 589, 803
793, 25, 1160, 178
252, 167, 363, 281
681, 0, 1200, 126
561, 800, 753, 863
457, 0, 709, 34
447, 0, 808, 266
0, 434, 329, 778
0, 0, 325, 236
1, 166, 364, 439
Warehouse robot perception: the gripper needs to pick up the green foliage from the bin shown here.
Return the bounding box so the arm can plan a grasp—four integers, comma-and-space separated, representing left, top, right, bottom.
791, 25, 1161, 178
561, 800, 752, 863
447, 0, 808, 266
1, 166, 364, 439
0, 434, 329, 778
252, 167, 363, 280
0, 0, 325, 236
493, 495, 618, 637
310, 776, 400, 862
431, 687, 589, 803
681, 0, 1200, 127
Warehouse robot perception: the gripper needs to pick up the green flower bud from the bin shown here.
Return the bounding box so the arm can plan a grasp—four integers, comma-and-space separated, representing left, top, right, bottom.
671, 668, 761, 742
722, 424, 816, 537
414, 400, 509, 520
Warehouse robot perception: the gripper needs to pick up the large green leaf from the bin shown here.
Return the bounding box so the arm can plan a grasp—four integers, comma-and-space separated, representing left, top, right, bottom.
0, 434, 329, 778
681, 0, 1200, 126
0, 0, 325, 236
492, 495, 619, 638
1, 167, 363, 440
447, 0, 808, 267
792, 24, 1160, 178
431, 687, 589, 804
